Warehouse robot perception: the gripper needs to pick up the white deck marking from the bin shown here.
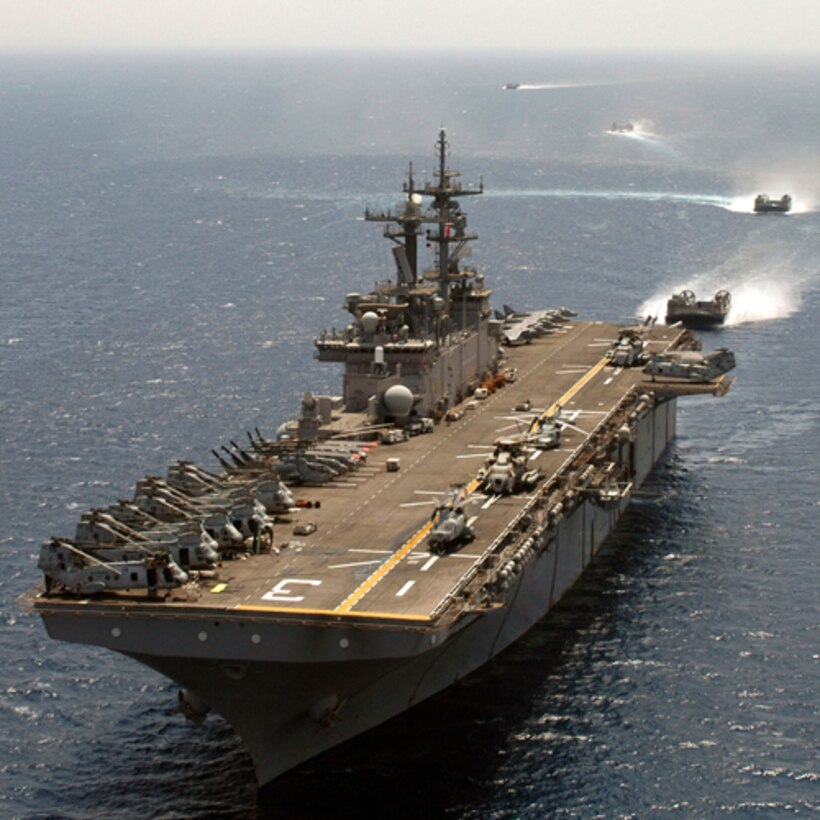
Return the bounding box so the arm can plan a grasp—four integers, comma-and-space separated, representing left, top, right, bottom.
349, 548, 392, 554
396, 580, 415, 597
420, 556, 439, 572
529, 450, 542, 461
556, 369, 589, 374
400, 500, 438, 508
466, 515, 478, 527
604, 377, 613, 385
413, 490, 446, 496
328, 560, 384, 570
482, 495, 500, 510
457, 452, 492, 459
261, 578, 322, 603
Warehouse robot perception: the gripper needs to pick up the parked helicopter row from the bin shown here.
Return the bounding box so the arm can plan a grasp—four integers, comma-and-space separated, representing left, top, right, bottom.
497, 304, 576, 346
37, 426, 383, 596
603, 326, 736, 382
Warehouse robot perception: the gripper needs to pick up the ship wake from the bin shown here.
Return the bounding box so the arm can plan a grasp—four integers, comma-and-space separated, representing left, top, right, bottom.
721, 192, 817, 215
638, 241, 816, 326
605, 119, 658, 141
722, 161, 820, 214
512, 81, 616, 91
489, 187, 814, 214
487, 189, 729, 208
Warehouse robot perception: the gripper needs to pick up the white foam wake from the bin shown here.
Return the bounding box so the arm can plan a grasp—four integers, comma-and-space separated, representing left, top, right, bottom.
724, 278, 803, 325
605, 119, 658, 140
722, 193, 816, 215
638, 251, 813, 327
513, 81, 615, 91
486, 188, 728, 208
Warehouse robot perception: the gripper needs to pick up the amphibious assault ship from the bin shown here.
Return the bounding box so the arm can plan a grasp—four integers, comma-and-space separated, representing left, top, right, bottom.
29, 131, 735, 787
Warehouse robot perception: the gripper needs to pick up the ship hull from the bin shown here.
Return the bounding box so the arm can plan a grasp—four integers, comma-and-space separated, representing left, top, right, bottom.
665, 307, 727, 328
41, 398, 677, 786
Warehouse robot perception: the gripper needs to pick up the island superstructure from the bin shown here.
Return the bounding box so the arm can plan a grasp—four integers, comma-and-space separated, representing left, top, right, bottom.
29, 131, 735, 787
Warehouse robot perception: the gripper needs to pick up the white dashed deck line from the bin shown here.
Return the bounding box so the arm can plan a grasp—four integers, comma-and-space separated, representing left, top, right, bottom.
396, 581, 415, 597
329, 560, 384, 570
349, 548, 392, 555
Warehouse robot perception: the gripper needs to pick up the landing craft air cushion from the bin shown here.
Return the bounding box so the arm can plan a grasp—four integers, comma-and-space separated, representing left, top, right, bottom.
754, 193, 792, 213
665, 289, 731, 328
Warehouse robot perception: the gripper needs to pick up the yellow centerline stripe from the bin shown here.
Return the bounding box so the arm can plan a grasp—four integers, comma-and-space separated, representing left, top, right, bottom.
234, 604, 432, 621
334, 522, 434, 613
529, 355, 609, 432
337, 361, 609, 613
334, 476, 483, 614
238, 355, 608, 619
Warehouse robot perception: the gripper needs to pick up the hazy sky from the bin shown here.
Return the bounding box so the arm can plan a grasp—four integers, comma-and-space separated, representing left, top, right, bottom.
2, 0, 819, 55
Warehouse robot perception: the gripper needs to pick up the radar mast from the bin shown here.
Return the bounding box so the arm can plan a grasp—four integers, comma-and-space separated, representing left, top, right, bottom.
364, 128, 483, 306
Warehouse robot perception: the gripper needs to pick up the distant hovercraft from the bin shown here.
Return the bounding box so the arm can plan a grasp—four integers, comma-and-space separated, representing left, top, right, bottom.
753, 193, 791, 214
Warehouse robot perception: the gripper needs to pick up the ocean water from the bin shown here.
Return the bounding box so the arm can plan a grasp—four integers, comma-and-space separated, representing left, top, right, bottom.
1, 53, 818, 818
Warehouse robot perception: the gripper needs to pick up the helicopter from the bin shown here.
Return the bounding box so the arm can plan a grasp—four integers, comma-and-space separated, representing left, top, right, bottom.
428, 486, 477, 554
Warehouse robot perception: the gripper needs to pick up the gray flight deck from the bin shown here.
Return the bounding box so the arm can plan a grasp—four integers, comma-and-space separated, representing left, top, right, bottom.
38, 320, 698, 625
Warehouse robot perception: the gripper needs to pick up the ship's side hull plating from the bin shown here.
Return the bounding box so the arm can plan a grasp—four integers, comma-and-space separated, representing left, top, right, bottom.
41, 399, 677, 785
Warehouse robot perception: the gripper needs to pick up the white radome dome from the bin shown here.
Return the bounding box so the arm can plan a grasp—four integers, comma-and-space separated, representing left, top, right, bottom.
360, 311, 379, 334
383, 385, 414, 417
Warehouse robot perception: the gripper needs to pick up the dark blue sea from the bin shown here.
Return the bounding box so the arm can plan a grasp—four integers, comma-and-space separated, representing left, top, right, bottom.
1, 53, 818, 818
